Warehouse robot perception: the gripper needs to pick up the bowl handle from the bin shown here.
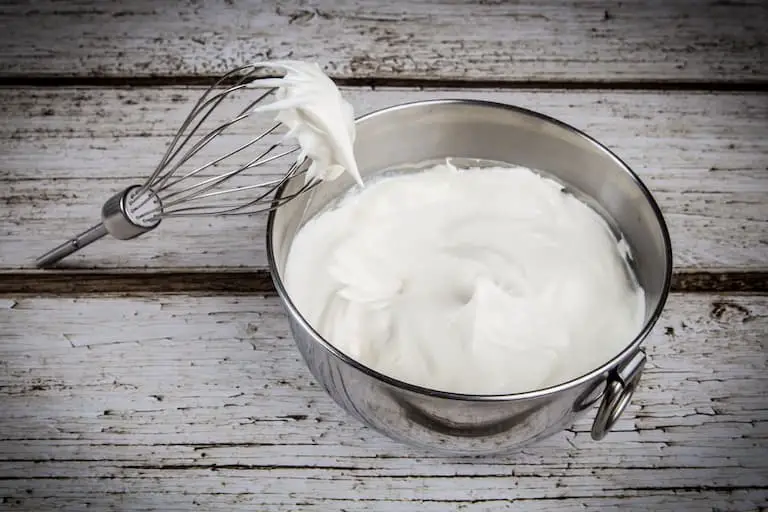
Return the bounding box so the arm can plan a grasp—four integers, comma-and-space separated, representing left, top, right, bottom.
590, 349, 646, 441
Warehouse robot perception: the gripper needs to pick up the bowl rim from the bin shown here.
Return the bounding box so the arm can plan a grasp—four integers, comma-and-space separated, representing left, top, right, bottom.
266, 98, 674, 402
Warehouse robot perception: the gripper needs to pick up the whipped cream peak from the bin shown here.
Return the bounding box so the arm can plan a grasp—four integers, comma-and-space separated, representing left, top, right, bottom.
247, 60, 363, 186
284, 161, 646, 395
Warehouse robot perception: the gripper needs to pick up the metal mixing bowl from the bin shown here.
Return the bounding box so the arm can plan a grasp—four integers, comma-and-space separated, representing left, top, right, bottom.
266, 99, 673, 455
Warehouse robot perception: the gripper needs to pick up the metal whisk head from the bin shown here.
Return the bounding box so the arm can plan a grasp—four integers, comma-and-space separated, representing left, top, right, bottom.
35, 63, 319, 268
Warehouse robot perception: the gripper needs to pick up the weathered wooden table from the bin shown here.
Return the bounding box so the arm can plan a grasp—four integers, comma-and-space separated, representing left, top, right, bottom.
1, 1, 767, 510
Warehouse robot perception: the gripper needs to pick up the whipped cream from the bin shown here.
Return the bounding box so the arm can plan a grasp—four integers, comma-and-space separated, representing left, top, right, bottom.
284, 161, 646, 395
248, 61, 363, 186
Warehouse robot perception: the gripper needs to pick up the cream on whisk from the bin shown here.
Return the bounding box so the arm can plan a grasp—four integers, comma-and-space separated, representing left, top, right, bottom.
284, 162, 646, 395
249, 61, 363, 186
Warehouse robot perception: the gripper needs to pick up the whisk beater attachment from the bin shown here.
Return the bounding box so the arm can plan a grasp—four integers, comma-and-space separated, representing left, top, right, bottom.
35, 63, 327, 268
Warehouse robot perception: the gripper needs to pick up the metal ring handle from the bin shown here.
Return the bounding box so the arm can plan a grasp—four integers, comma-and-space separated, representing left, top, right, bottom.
591, 349, 646, 441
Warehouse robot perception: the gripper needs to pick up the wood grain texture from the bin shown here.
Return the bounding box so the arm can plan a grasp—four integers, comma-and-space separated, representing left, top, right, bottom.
2, 87, 766, 272
0, 293, 766, 511
0, 0, 766, 84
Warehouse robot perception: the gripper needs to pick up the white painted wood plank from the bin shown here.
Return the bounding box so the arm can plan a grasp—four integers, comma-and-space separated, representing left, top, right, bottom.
0, 294, 766, 510
2, 87, 766, 270
0, 495, 765, 512
0, 0, 766, 82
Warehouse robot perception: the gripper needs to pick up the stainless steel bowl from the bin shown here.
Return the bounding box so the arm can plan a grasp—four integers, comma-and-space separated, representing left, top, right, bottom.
266, 99, 673, 455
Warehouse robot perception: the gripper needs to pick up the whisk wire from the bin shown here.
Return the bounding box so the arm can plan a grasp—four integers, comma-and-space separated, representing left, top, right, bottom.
168, 156, 304, 206
143, 65, 273, 195
158, 143, 299, 211
145, 90, 253, 196
145, 65, 263, 186
156, 121, 281, 198
150, 88, 272, 192
162, 174, 319, 217
160, 159, 307, 217
131, 71, 283, 213
129, 115, 278, 214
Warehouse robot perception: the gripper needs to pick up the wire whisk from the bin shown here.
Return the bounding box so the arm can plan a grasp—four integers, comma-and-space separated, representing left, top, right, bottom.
35, 63, 327, 268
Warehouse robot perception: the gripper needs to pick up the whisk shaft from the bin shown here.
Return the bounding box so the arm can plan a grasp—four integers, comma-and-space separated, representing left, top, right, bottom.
35, 223, 108, 268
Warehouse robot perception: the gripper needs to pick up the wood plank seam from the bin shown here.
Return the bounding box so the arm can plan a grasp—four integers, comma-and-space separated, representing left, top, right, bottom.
0, 269, 767, 295
2, 76, 768, 92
